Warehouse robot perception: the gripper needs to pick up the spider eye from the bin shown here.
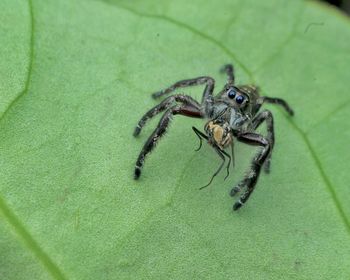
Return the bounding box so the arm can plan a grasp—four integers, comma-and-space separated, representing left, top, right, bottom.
227, 89, 236, 99
235, 95, 245, 104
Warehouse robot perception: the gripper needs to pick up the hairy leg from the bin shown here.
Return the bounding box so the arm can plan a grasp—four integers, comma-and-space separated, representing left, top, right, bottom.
253, 96, 294, 116
152, 76, 215, 99
262, 97, 294, 116
249, 110, 274, 173
220, 64, 235, 84
134, 94, 201, 136
134, 105, 201, 179
151, 76, 215, 117
229, 132, 271, 211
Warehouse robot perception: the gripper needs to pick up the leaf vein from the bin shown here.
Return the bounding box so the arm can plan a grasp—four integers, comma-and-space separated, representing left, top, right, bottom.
0, 0, 34, 123
306, 98, 350, 134
285, 117, 350, 234
102, 0, 255, 83
253, 4, 305, 73
0, 1, 67, 278
0, 195, 67, 279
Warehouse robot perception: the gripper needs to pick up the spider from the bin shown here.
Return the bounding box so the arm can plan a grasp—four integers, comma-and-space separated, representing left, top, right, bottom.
133, 64, 294, 211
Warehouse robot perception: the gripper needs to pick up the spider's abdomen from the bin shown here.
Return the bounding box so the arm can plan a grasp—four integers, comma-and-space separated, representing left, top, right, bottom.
205, 121, 232, 149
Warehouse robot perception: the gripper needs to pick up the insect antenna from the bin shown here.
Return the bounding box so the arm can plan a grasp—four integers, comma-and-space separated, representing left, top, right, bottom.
231, 141, 235, 170
192, 126, 208, 152
199, 147, 226, 190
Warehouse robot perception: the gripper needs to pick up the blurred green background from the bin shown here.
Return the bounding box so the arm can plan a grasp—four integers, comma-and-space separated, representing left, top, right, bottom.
1, 0, 350, 279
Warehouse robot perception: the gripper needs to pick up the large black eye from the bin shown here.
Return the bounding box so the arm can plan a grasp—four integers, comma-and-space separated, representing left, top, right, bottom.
227, 89, 236, 99
235, 95, 245, 104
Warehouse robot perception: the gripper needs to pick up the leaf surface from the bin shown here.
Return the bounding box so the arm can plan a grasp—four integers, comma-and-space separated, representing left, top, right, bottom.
1, 0, 350, 279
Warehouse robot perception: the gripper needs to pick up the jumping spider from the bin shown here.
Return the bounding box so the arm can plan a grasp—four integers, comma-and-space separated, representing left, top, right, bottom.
133, 64, 294, 211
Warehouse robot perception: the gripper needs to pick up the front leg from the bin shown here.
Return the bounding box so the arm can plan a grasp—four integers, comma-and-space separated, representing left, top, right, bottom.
263, 97, 294, 116
249, 110, 274, 173
253, 95, 294, 116
134, 94, 201, 137
152, 76, 215, 99
152, 76, 215, 117
134, 105, 201, 179
230, 132, 271, 211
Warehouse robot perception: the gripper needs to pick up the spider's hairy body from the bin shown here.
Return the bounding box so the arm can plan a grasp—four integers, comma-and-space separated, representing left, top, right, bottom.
133, 64, 294, 211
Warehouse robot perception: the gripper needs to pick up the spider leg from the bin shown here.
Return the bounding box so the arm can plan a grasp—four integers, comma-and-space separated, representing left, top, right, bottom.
249, 110, 274, 173
199, 146, 226, 190
220, 64, 235, 84
151, 76, 215, 117
262, 97, 294, 116
192, 126, 208, 152
253, 96, 294, 116
152, 76, 215, 100
133, 94, 201, 137
134, 105, 201, 179
230, 132, 271, 211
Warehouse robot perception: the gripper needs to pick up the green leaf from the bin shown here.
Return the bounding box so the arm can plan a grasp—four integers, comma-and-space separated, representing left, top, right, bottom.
1, 0, 350, 279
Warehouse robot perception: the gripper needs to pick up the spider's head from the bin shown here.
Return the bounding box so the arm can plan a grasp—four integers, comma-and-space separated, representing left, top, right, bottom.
217, 84, 260, 116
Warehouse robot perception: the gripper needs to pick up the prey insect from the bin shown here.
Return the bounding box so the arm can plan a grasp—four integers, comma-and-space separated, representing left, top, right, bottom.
133, 64, 294, 211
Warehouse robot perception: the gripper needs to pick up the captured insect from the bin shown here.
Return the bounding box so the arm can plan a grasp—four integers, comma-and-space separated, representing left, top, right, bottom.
133, 64, 294, 210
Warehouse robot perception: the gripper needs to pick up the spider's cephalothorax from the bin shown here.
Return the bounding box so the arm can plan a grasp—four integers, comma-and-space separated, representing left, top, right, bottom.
133, 64, 294, 211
